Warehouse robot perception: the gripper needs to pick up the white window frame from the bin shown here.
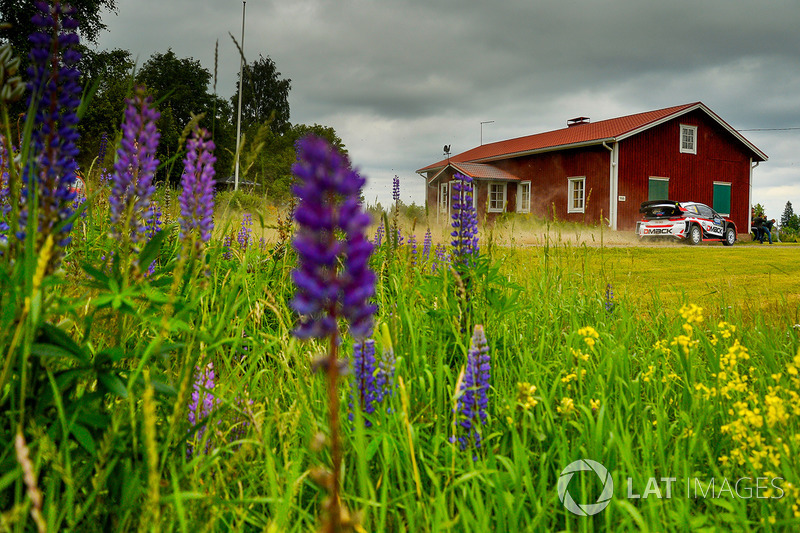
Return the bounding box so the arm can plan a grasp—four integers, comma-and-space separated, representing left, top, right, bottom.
488, 182, 507, 213
567, 177, 586, 213
680, 124, 697, 154
517, 181, 531, 213
439, 182, 449, 214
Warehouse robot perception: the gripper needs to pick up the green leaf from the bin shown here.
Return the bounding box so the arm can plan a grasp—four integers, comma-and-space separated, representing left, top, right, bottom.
71, 423, 96, 454
30, 343, 88, 365
36, 323, 89, 364
95, 347, 127, 365
81, 262, 110, 284
98, 372, 128, 398
138, 230, 167, 273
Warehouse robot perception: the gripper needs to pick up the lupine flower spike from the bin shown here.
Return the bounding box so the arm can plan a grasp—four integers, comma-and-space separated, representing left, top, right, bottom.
291, 134, 376, 531
373, 219, 384, 247
18, 1, 82, 270
450, 173, 479, 269
392, 175, 400, 202
109, 87, 160, 252
290, 134, 376, 339
237, 213, 252, 250
452, 324, 491, 458
422, 228, 432, 260
351, 339, 379, 425
605, 283, 615, 313
179, 126, 216, 251
187, 362, 221, 457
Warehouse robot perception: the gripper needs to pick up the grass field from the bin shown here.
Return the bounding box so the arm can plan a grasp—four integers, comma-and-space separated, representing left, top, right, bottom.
490, 243, 800, 326
5, 160, 800, 533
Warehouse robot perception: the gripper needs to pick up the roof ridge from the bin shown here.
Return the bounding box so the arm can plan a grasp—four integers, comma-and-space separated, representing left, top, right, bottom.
417, 101, 771, 173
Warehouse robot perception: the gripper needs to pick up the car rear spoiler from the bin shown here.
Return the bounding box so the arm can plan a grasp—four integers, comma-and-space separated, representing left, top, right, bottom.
639, 200, 685, 214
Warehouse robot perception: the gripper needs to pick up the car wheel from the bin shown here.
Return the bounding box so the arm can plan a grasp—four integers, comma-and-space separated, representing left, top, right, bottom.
688, 224, 702, 245
723, 226, 736, 246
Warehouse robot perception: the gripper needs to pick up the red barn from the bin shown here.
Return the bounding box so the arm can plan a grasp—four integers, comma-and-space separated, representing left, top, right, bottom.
416, 102, 767, 233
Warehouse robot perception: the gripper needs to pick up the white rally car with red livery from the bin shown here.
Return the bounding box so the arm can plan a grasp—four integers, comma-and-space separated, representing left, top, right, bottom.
636, 201, 737, 246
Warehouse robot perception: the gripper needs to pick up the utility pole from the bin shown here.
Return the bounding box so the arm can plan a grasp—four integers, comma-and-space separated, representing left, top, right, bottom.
234, 1, 246, 191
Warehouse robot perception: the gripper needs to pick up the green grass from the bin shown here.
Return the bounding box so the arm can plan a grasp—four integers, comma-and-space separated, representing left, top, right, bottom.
3, 190, 799, 532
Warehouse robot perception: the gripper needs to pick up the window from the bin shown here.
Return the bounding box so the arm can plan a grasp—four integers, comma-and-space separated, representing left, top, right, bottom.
488, 182, 507, 212
567, 177, 585, 213
648, 177, 669, 201
439, 182, 449, 214
680, 124, 697, 154
697, 204, 715, 219
713, 182, 731, 216
517, 181, 531, 213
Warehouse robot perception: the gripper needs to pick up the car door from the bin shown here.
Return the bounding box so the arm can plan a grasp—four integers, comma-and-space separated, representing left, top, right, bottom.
697, 204, 723, 237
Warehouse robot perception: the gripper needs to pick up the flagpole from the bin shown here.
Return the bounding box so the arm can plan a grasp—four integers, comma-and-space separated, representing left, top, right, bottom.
234, 1, 246, 191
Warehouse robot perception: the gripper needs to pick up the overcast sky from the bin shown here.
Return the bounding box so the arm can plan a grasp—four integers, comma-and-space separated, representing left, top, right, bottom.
96, 0, 800, 222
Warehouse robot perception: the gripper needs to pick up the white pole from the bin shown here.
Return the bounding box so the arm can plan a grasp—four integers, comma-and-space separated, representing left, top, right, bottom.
234, 1, 246, 191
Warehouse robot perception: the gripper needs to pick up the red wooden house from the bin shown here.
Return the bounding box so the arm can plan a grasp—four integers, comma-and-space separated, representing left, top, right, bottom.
416, 102, 767, 232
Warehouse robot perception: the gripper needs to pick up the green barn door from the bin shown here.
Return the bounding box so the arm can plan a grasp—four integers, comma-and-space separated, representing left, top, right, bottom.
648, 178, 669, 200
713, 182, 731, 215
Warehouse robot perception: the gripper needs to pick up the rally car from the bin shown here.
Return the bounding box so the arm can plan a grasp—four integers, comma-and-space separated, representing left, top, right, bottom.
636, 201, 737, 246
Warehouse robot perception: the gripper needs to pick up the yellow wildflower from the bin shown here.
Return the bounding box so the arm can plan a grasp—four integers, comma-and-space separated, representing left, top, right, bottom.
557, 397, 575, 416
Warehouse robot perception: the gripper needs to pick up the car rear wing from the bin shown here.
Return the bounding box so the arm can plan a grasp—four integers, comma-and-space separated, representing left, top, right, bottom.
639, 200, 684, 218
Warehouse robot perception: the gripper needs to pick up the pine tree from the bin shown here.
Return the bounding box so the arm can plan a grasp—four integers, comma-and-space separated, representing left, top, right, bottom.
781, 201, 794, 228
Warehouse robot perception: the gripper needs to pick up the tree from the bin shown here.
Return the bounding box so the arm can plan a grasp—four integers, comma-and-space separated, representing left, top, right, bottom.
137, 49, 214, 131
781, 201, 795, 228
232, 54, 291, 133
1, 0, 117, 51
136, 50, 226, 183
76, 48, 135, 172
240, 122, 345, 200
1, 0, 118, 118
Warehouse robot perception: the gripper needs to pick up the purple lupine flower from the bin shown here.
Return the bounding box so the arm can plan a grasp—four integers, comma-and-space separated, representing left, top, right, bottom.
605, 283, 615, 313
452, 325, 491, 456
350, 338, 395, 425
18, 1, 81, 262
229, 394, 254, 446
409, 234, 417, 266
187, 362, 222, 457
351, 340, 379, 424
144, 201, 162, 276
237, 213, 252, 250
422, 228, 432, 260
290, 135, 376, 339
179, 127, 216, 248
432, 243, 449, 273
450, 173, 479, 268
1, 142, 10, 244
373, 220, 384, 247
109, 88, 160, 248
145, 201, 162, 240
375, 342, 395, 405
392, 175, 400, 202
395, 227, 404, 247
222, 232, 233, 260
